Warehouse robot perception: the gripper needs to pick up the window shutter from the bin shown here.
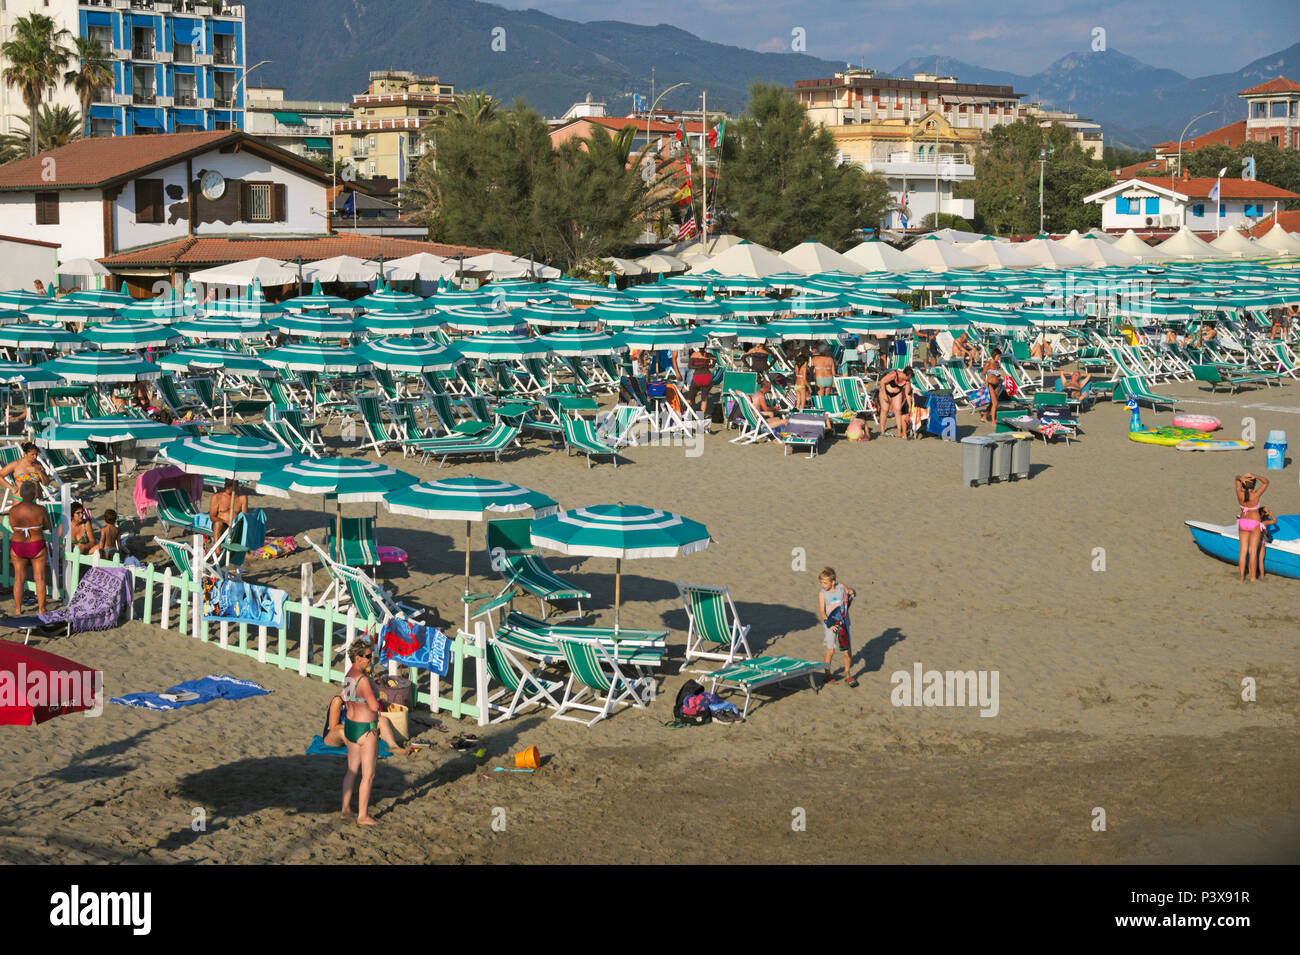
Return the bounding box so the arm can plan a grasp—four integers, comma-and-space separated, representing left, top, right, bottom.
238, 181, 249, 222
272, 183, 287, 222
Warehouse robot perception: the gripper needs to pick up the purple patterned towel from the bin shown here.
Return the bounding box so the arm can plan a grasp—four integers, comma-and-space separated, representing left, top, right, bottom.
38, 567, 133, 633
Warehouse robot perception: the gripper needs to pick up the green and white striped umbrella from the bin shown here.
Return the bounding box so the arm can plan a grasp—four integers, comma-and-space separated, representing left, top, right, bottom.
659, 297, 728, 322
424, 289, 498, 309
537, 329, 628, 356
24, 299, 119, 323
66, 288, 135, 308
713, 275, 777, 293
355, 282, 428, 313
201, 295, 286, 319
159, 434, 303, 481
1113, 299, 1198, 319
40, 352, 162, 382
491, 283, 558, 308
172, 316, 275, 341
81, 320, 182, 350
35, 415, 183, 449
356, 305, 447, 336
439, 306, 521, 334
586, 301, 667, 327
256, 456, 418, 504
0, 290, 50, 308
762, 317, 844, 340
762, 273, 814, 292
618, 324, 706, 350
838, 316, 915, 336
698, 320, 776, 342
454, 332, 550, 361
0, 323, 85, 350
0, 361, 61, 389
516, 303, 599, 329
948, 288, 1025, 309
270, 311, 364, 339
261, 343, 372, 373
118, 297, 196, 323
1017, 305, 1087, 327
721, 296, 787, 317
622, 286, 689, 304
0, 307, 24, 326
355, 336, 460, 372
282, 281, 356, 314
843, 291, 909, 315
155, 347, 275, 378
662, 273, 720, 292
545, 278, 623, 303
783, 294, 851, 315
959, 309, 1033, 332
529, 503, 711, 629
905, 310, 969, 331
384, 475, 559, 596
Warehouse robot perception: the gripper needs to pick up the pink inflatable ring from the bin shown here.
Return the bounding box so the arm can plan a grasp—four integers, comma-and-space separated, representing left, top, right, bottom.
1171, 413, 1221, 432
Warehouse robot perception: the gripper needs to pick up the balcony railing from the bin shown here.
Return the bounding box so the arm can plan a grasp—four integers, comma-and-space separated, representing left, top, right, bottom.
214, 96, 237, 108
132, 44, 155, 60
174, 93, 198, 107
133, 92, 157, 105
213, 48, 236, 65
174, 47, 195, 64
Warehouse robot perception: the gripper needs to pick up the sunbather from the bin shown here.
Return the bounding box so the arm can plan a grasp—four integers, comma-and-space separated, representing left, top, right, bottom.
754, 382, 786, 430
685, 344, 714, 415
951, 331, 979, 365
981, 350, 1004, 423
10, 482, 49, 615
1060, 370, 1091, 399
69, 502, 96, 555
1030, 335, 1053, 360
340, 637, 382, 825
1, 442, 50, 493
1236, 473, 1268, 582
792, 351, 810, 410
810, 346, 836, 396
209, 479, 248, 555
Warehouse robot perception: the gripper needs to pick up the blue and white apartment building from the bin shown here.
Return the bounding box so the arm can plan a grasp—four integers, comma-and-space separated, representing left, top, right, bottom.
0, 0, 247, 137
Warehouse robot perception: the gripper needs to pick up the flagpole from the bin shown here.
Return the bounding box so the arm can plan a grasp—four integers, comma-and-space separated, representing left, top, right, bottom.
701, 90, 708, 248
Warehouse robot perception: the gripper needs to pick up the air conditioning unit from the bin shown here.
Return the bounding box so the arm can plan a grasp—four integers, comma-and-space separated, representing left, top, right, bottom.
156, 96, 174, 107
156, 51, 173, 64
113, 0, 131, 8
156, 1, 175, 11
1161, 214, 1178, 227
112, 93, 132, 106
197, 97, 215, 109
194, 54, 213, 65
1145, 217, 1155, 227
113, 47, 130, 59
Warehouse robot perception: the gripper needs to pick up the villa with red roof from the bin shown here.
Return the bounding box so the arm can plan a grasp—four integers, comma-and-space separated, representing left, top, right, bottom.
1082, 174, 1298, 234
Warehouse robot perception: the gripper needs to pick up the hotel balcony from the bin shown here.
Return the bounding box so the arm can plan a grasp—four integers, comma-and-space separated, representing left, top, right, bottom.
133, 92, 157, 105
174, 93, 198, 107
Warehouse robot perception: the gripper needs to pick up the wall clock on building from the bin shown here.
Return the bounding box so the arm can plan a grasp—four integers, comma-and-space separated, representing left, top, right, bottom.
200, 170, 226, 200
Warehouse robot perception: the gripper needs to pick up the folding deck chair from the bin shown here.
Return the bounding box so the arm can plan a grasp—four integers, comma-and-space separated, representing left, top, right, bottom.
485, 518, 589, 620
550, 637, 655, 726
483, 636, 565, 723
728, 391, 820, 457
154, 486, 206, 536
326, 515, 379, 570
560, 414, 621, 467
355, 394, 402, 456
676, 582, 753, 670
304, 536, 422, 626
405, 421, 521, 467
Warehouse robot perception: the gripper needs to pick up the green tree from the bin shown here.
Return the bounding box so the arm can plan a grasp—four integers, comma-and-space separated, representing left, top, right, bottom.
1, 13, 73, 157
64, 36, 113, 138
919, 212, 974, 231
1178, 140, 1300, 207
716, 82, 893, 250
0, 105, 82, 165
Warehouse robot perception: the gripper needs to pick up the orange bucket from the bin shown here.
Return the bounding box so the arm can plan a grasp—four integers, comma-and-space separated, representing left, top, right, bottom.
514, 745, 540, 770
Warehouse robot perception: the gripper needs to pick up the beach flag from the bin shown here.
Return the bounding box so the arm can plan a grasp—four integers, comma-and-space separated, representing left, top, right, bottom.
707, 118, 725, 148
675, 121, 685, 143
1208, 180, 1221, 203
672, 179, 693, 206
675, 215, 698, 240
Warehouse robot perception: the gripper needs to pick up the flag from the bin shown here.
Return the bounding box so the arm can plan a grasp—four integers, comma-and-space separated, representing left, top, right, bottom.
672, 179, 693, 206
674, 122, 685, 143
674, 215, 697, 240
398, 135, 406, 185
340, 191, 355, 217
703, 206, 713, 231
707, 118, 725, 148
1208, 180, 1221, 203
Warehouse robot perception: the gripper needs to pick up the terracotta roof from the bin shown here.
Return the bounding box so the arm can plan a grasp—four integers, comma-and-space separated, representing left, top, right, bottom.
1151, 120, 1248, 154
1244, 211, 1300, 238
1130, 176, 1300, 199
1239, 76, 1300, 96
99, 233, 501, 269
559, 116, 706, 135
1113, 158, 1169, 179
0, 131, 332, 192
0, 233, 60, 248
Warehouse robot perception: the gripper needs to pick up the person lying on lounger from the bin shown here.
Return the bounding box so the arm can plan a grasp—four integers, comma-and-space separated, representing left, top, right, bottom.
1060, 370, 1091, 399
951, 331, 979, 365
754, 381, 787, 429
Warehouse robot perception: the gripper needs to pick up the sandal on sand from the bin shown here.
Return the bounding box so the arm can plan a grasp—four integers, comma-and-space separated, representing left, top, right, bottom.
847, 679, 859, 688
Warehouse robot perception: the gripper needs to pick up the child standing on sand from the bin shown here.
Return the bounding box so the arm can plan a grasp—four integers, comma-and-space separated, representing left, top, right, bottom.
818, 567, 857, 687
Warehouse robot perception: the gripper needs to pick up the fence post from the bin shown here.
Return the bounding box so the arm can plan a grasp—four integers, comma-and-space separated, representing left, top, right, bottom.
57, 482, 71, 599
160, 567, 172, 630
297, 562, 311, 676
191, 533, 203, 640
475, 620, 488, 728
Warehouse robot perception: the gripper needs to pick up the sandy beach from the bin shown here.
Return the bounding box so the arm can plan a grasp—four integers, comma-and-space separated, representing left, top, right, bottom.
3, 379, 1299, 864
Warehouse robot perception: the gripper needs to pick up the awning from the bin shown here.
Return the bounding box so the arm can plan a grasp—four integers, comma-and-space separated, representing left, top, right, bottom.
173, 108, 203, 125
941, 94, 983, 105
133, 115, 163, 129
303, 137, 330, 150
273, 111, 304, 126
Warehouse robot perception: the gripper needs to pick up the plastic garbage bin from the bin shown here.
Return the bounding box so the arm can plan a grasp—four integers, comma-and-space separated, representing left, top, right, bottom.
989, 432, 1017, 481
961, 435, 994, 487
1265, 430, 1286, 470
1009, 432, 1031, 479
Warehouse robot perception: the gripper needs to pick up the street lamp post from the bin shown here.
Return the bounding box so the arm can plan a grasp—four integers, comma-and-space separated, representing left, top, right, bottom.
1173, 110, 1215, 183
230, 59, 271, 121
1039, 149, 1047, 235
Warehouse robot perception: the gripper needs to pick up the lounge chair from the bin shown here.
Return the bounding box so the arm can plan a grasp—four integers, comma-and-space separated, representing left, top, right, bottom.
595, 403, 649, 448
729, 390, 820, 457
1191, 364, 1271, 395
355, 394, 401, 456
498, 610, 666, 654
551, 637, 654, 726
405, 421, 521, 467
484, 636, 565, 723
3, 565, 133, 644
305, 536, 422, 626
560, 414, 621, 468
155, 486, 206, 536
1112, 376, 1179, 411
1255, 341, 1300, 379
699, 655, 824, 719
326, 515, 379, 569
676, 582, 753, 670
485, 518, 589, 620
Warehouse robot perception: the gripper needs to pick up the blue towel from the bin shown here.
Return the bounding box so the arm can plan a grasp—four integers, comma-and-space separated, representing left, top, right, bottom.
380, 619, 450, 677
111, 674, 270, 710
305, 734, 393, 759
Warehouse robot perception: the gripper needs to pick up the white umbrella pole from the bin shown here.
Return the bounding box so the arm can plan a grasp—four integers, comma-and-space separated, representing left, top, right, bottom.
462, 518, 472, 632
613, 557, 621, 633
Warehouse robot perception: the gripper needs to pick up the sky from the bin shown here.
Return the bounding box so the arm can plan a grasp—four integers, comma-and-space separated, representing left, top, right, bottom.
495, 0, 1299, 75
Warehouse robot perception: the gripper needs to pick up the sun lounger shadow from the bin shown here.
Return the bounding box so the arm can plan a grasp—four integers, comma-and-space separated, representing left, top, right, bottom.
855, 626, 906, 675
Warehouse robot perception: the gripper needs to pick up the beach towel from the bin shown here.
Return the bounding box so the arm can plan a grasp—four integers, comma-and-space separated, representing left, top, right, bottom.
305, 734, 393, 759
380, 619, 450, 677
111, 674, 269, 710
226, 509, 267, 569
37, 567, 133, 634
133, 466, 203, 520
202, 578, 287, 629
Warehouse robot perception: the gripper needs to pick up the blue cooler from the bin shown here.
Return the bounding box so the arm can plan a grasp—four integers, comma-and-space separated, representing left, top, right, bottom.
1265, 430, 1286, 470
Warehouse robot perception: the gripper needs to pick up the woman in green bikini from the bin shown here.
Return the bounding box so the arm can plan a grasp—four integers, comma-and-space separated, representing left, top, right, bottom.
341, 638, 382, 825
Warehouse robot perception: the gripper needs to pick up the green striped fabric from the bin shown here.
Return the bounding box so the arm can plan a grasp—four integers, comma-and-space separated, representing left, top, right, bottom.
560, 639, 612, 693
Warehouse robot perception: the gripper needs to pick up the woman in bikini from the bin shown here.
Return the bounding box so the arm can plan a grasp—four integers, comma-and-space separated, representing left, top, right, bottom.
1235, 473, 1269, 582
981, 349, 1004, 423
9, 482, 50, 615
341, 638, 382, 825
323, 693, 407, 755
877, 367, 914, 438
69, 502, 95, 555
1, 442, 50, 495
809, 345, 836, 397
684, 344, 714, 415
792, 350, 810, 410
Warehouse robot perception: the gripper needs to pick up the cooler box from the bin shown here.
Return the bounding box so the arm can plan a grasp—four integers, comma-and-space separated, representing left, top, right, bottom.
962, 436, 994, 487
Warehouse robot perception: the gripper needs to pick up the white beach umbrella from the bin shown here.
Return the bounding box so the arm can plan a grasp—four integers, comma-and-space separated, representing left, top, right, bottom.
56, 257, 111, 278
302, 255, 381, 284
1253, 222, 1300, 255
1065, 237, 1140, 267
1155, 227, 1223, 260
1013, 238, 1092, 269
1112, 230, 1171, 262
379, 253, 460, 282
781, 240, 865, 275
461, 253, 560, 280
632, 253, 690, 274
959, 238, 1039, 269
704, 241, 798, 278
189, 257, 300, 287
1209, 230, 1264, 257
903, 237, 982, 271
843, 238, 922, 273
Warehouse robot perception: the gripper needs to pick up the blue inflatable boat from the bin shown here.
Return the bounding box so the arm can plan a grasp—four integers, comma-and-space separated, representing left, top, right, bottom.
1185, 514, 1300, 579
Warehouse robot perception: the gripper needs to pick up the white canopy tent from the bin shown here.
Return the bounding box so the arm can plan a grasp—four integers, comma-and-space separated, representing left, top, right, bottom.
189, 257, 301, 287
1064, 236, 1140, 267
958, 238, 1039, 269
661, 233, 744, 257
460, 253, 561, 280
377, 252, 460, 282
1253, 222, 1300, 255
1014, 238, 1092, 269
702, 240, 801, 278
632, 252, 690, 274
1209, 229, 1265, 258
302, 255, 381, 283
843, 238, 922, 273
781, 240, 865, 275
1110, 231, 1171, 263
1154, 226, 1223, 260
902, 236, 982, 271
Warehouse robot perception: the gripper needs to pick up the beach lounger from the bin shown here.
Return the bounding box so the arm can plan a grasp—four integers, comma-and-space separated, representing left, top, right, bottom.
1191, 364, 1271, 394
699, 655, 824, 719
155, 486, 205, 536
326, 515, 379, 569
551, 637, 655, 726
355, 394, 401, 456
560, 414, 622, 467
483, 635, 565, 723
677, 582, 753, 670
485, 519, 589, 620
406, 421, 521, 467
305, 536, 423, 626
1113, 376, 1179, 411
2, 565, 133, 644
729, 390, 820, 457
594, 403, 647, 448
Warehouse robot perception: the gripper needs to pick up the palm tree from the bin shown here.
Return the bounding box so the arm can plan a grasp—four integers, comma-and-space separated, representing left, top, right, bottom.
0, 105, 83, 166
1, 13, 73, 157
64, 37, 113, 138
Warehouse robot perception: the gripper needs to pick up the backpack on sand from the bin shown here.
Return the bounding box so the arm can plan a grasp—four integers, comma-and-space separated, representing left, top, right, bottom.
673, 680, 712, 725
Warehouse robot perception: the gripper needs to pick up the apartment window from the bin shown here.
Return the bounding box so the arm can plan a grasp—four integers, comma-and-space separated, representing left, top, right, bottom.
174, 42, 194, 64
1115, 198, 1133, 215
1271, 102, 1288, 117
1220, 203, 1227, 216
368, 135, 375, 148
1191, 204, 1205, 217
1144, 197, 1159, 215
239, 181, 286, 223
1252, 102, 1267, 118
1244, 203, 1263, 217
368, 161, 375, 174
135, 178, 165, 223
35, 192, 59, 225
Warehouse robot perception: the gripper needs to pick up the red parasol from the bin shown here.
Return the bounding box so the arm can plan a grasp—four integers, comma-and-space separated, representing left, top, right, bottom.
0, 639, 101, 726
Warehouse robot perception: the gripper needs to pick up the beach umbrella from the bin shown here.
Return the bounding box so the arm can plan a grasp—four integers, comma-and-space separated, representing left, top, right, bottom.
118, 296, 196, 323
40, 353, 161, 383
516, 303, 599, 329
903, 237, 982, 271
461, 252, 559, 280
1017, 304, 1088, 327
622, 285, 689, 303
763, 272, 816, 292
36, 414, 184, 509
1114, 299, 1198, 319
705, 241, 798, 278
854, 274, 914, 294
355, 304, 447, 336
172, 316, 274, 341
905, 311, 970, 331
378, 252, 459, 283
0, 640, 100, 725
489, 282, 557, 308
710, 275, 774, 293
383, 475, 559, 603
0, 323, 85, 350
843, 238, 922, 273
424, 289, 498, 308
585, 301, 666, 327
354, 337, 460, 372
722, 297, 787, 318
959, 309, 1033, 333
257, 455, 419, 545
190, 257, 299, 287
783, 294, 851, 315
947, 288, 1025, 309
698, 320, 776, 343
544, 278, 624, 303
618, 324, 706, 350
658, 297, 728, 322
529, 503, 711, 630
65, 287, 135, 308
781, 240, 865, 275
302, 255, 381, 284
155, 347, 274, 378
282, 280, 357, 314
661, 273, 719, 292
23, 299, 119, 323
439, 306, 522, 334
354, 281, 430, 313
270, 311, 364, 339
631, 253, 690, 274
0, 360, 61, 388
843, 291, 909, 315
0, 290, 51, 309
160, 434, 303, 482
537, 329, 628, 356
762, 317, 844, 340
454, 333, 551, 362
261, 343, 371, 373
838, 316, 917, 336
80, 320, 182, 351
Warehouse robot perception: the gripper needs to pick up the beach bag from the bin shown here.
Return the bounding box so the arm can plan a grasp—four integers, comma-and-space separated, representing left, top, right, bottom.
673, 680, 712, 725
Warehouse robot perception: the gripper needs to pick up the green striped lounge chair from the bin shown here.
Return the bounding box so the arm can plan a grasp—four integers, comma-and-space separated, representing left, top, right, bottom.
486, 519, 589, 620
701, 655, 825, 719
407, 421, 521, 467
484, 636, 565, 723
1190, 364, 1270, 395
424, 392, 491, 438
355, 394, 401, 456
263, 417, 319, 457
500, 611, 667, 664
833, 376, 875, 415
728, 391, 819, 457
191, 375, 270, 421
305, 536, 422, 625
594, 404, 646, 448
326, 515, 379, 570
551, 637, 654, 726
155, 376, 204, 418
1257, 342, 1300, 378
560, 414, 620, 468
155, 487, 205, 535
676, 582, 753, 670
1112, 376, 1179, 410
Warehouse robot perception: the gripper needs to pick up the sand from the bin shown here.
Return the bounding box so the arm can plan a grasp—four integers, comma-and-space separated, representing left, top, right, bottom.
2, 379, 1298, 864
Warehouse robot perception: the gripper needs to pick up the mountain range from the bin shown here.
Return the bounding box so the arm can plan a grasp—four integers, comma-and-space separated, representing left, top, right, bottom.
250, 1, 1299, 151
